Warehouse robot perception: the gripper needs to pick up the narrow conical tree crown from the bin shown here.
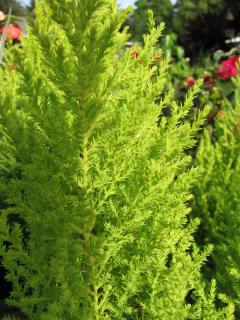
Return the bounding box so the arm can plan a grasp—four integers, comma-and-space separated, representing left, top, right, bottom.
0, 1, 234, 319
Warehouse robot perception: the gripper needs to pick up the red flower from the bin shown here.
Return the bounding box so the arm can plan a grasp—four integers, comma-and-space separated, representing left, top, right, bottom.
203, 76, 214, 85
218, 55, 239, 79
185, 76, 196, 87
0, 24, 22, 41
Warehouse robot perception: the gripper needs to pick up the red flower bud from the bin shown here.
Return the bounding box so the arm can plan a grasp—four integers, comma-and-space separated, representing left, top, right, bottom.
203, 76, 214, 85
218, 111, 225, 119
185, 77, 196, 87
154, 55, 161, 62
131, 50, 139, 60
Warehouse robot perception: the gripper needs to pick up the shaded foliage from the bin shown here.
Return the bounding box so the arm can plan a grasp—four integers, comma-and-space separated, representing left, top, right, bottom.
0, 0, 26, 16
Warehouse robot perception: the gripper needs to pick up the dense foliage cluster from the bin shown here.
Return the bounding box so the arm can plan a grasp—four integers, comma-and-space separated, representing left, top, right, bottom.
193, 78, 240, 318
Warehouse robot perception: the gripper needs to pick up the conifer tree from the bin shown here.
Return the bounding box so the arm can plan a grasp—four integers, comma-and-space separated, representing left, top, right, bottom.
193, 77, 240, 318
0, 0, 234, 319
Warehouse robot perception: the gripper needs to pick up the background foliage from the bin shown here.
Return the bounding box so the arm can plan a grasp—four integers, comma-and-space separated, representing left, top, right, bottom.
126, 0, 240, 59
0, 0, 26, 16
